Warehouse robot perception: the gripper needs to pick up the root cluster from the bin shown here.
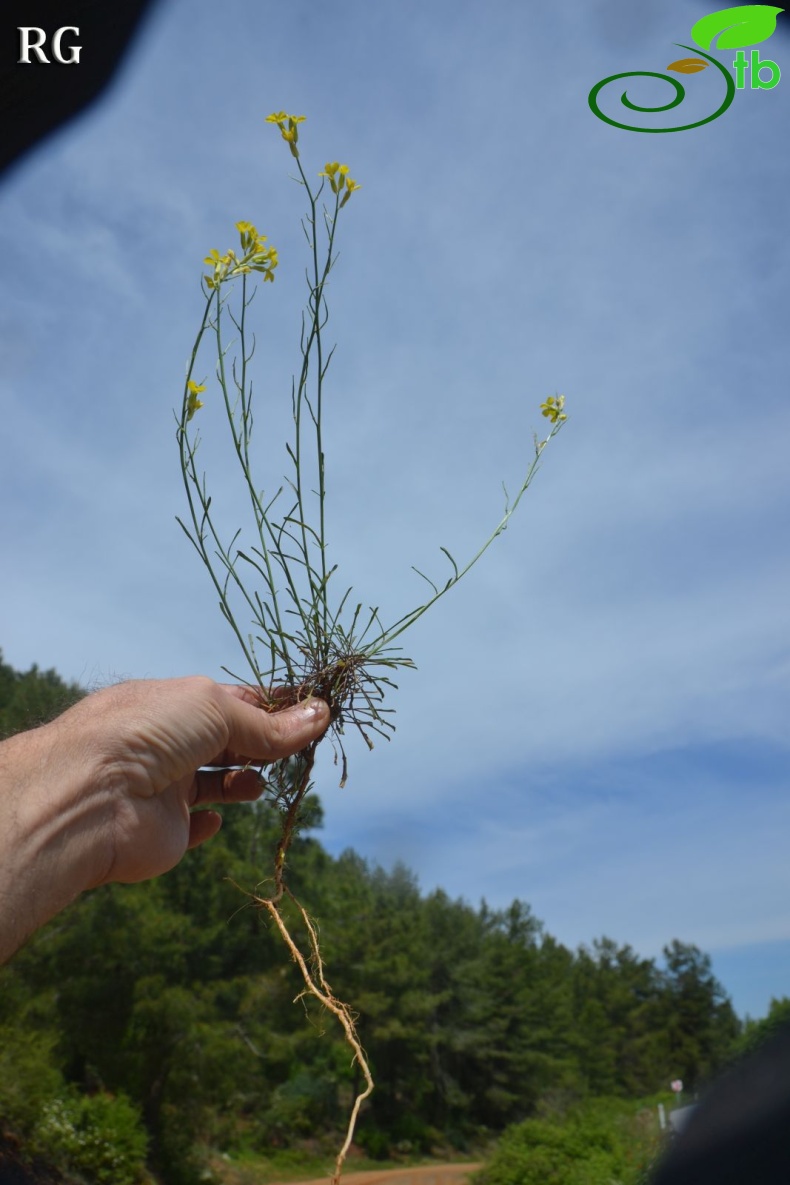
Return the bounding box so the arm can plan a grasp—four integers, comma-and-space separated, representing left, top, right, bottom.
259, 648, 400, 787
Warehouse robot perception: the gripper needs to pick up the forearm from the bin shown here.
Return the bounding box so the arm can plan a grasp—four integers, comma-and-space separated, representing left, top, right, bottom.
0, 720, 108, 963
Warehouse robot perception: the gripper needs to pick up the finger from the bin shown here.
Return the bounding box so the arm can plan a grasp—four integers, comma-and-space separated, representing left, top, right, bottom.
192, 766, 266, 808
214, 682, 310, 741
187, 809, 223, 850
213, 692, 330, 766
217, 682, 298, 705
217, 683, 270, 705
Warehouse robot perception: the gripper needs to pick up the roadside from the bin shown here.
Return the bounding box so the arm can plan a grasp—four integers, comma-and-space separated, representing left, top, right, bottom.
211, 1157, 485, 1185
271, 1164, 485, 1185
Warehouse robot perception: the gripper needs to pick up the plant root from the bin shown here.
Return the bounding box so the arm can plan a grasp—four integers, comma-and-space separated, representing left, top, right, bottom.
252, 734, 374, 1185
256, 890, 374, 1185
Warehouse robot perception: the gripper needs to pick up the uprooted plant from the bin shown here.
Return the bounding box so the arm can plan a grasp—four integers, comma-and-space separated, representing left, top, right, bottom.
176, 111, 567, 1181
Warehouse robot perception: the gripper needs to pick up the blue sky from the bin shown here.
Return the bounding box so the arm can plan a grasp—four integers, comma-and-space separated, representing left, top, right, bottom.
2, 0, 789, 1022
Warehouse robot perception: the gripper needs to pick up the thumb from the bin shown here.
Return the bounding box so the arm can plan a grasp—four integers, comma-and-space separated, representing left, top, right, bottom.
226, 696, 330, 762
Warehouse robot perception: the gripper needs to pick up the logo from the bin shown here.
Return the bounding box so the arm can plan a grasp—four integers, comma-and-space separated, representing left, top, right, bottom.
17, 27, 82, 65
589, 4, 783, 132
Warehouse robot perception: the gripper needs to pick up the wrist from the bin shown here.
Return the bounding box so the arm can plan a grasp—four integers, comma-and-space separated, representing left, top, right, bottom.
0, 717, 110, 963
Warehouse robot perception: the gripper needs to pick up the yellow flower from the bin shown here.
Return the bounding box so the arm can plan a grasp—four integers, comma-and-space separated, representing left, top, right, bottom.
204, 223, 279, 289
339, 176, 361, 207
235, 220, 263, 253
186, 380, 206, 421
320, 161, 358, 197
540, 394, 567, 424
266, 112, 305, 157
203, 248, 224, 289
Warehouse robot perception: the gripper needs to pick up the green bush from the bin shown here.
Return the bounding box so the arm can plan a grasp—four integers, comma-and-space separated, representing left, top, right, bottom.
262, 1070, 339, 1139
356, 1125, 391, 1160
476, 1098, 662, 1185
32, 1089, 148, 1185
0, 1024, 63, 1132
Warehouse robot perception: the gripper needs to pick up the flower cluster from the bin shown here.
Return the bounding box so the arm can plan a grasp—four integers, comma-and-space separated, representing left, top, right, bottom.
540, 394, 567, 423
320, 161, 361, 208
185, 380, 205, 422
266, 112, 362, 207
203, 221, 278, 290
265, 111, 306, 158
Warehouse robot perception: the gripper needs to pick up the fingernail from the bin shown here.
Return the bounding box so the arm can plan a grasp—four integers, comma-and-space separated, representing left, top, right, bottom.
296, 698, 328, 719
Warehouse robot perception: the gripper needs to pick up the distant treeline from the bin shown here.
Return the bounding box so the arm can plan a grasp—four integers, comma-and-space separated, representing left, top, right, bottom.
0, 652, 784, 1185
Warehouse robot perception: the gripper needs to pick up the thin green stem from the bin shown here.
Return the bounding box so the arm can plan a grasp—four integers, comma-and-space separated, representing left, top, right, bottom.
177, 294, 262, 682
367, 422, 566, 655
212, 294, 291, 678
291, 156, 342, 656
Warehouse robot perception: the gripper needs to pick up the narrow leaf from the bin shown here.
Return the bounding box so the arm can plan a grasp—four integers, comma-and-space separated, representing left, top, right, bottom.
439, 546, 460, 581
411, 566, 439, 596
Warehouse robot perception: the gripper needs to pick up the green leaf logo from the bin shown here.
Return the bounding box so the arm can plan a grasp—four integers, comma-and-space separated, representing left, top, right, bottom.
691, 4, 784, 50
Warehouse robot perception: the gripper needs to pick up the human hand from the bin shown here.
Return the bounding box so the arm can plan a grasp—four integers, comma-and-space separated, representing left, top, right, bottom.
59, 676, 330, 886
0, 676, 329, 961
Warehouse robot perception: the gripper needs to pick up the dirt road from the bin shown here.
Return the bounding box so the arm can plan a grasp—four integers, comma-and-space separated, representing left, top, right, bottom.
274, 1164, 484, 1185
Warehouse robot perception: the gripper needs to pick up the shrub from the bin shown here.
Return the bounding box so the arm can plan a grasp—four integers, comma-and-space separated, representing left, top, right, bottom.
32, 1089, 148, 1185
476, 1097, 662, 1185
0, 1024, 63, 1132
